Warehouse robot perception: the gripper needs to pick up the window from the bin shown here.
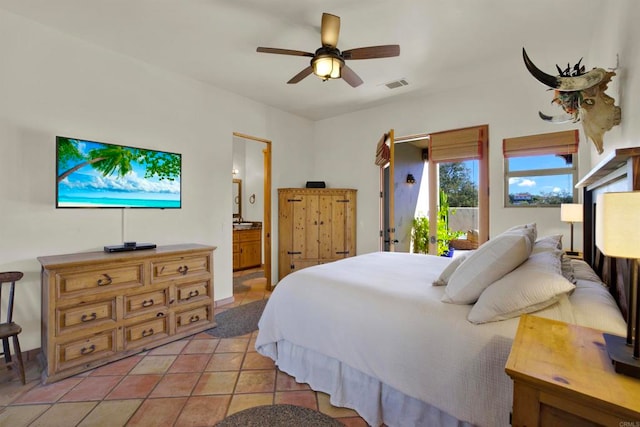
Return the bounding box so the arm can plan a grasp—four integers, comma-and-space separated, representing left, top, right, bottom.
503, 130, 579, 207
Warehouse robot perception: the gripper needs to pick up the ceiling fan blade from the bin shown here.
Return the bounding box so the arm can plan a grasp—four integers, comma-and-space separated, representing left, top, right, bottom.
342, 45, 400, 60
321, 13, 340, 48
341, 65, 363, 88
287, 66, 314, 84
257, 47, 314, 57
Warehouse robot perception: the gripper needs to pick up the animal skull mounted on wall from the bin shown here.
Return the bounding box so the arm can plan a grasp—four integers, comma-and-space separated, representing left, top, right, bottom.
522, 48, 621, 154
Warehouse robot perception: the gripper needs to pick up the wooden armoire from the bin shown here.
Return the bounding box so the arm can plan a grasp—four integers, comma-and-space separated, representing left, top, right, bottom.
278, 188, 357, 280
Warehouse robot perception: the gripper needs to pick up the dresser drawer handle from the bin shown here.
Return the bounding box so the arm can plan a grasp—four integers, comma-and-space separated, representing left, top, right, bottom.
187, 290, 200, 299
97, 274, 112, 286
141, 328, 154, 338
141, 299, 154, 308
177, 265, 189, 275
189, 315, 200, 323
80, 313, 97, 322
80, 344, 96, 355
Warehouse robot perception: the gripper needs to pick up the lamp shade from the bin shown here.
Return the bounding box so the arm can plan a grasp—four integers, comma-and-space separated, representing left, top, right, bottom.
595, 192, 640, 258
312, 55, 342, 79
560, 203, 583, 223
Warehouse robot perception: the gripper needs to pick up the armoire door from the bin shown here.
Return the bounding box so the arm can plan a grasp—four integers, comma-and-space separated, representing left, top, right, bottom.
319, 193, 353, 262
291, 192, 321, 271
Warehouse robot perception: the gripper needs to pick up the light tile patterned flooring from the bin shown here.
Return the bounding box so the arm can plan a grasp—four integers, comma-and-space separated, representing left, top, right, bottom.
0, 269, 368, 426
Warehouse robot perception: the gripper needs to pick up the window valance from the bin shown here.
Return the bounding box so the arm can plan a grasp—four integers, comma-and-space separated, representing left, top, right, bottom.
375, 133, 391, 166
503, 130, 579, 158
429, 126, 485, 162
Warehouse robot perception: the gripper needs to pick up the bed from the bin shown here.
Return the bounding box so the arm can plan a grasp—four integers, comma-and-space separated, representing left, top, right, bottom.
256, 148, 639, 427
257, 237, 627, 426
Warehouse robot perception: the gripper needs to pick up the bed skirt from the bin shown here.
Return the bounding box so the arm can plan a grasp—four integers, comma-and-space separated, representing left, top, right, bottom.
258, 340, 475, 427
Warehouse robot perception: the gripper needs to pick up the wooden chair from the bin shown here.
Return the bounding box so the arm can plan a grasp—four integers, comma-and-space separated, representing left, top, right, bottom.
0, 271, 25, 384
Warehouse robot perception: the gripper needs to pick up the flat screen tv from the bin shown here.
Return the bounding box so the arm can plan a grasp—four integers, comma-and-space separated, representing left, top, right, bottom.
56, 136, 181, 208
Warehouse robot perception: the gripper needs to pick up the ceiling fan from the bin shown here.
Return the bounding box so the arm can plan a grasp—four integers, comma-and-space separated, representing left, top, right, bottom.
256, 13, 400, 87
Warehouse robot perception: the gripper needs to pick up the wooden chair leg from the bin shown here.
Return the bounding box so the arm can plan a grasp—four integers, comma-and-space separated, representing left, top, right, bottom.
11, 335, 25, 385
2, 337, 11, 364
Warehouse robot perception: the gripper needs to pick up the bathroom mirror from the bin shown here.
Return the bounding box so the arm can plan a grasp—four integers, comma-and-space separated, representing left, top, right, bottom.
233, 179, 242, 219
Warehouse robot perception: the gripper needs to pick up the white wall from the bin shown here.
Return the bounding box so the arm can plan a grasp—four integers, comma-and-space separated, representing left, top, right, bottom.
0, 10, 313, 351
588, 0, 640, 164
313, 1, 640, 259
270, 0, 640, 286
313, 79, 590, 255
243, 142, 265, 224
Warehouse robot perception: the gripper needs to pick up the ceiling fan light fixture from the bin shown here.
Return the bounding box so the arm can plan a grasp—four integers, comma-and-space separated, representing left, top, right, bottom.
312, 55, 343, 80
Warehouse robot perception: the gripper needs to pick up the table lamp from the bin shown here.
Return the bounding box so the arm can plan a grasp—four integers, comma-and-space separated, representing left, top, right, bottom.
595, 191, 640, 378
560, 203, 583, 256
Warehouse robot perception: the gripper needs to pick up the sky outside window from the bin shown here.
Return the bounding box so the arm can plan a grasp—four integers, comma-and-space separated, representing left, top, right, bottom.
508, 154, 573, 197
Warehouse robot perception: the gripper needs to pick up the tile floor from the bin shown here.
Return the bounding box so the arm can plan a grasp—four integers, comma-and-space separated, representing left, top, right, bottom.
0, 269, 368, 426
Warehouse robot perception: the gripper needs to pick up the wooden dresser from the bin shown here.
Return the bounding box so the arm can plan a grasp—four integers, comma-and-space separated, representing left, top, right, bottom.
278, 188, 356, 280
38, 243, 216, 383
506, 315, 640, 426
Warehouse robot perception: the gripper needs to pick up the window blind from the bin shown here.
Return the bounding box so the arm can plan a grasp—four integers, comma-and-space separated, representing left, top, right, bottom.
429, 126, 484, 162
503, 129, 579, 158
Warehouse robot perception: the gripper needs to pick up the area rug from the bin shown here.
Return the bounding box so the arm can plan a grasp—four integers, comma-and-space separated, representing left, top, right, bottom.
215, 404, 345, 427
233, 270, 265, 293
205, 299, 268, 338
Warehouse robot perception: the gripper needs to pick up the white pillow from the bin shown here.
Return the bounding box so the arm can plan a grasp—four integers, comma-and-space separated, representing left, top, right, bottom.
432, 252, 472, 286
442, 233, 532, 304
571, 259, 603, 284
503, 223, 537, 246
468, 250, 575, 324
570, 279, 627, 334
532, 234, 563, 253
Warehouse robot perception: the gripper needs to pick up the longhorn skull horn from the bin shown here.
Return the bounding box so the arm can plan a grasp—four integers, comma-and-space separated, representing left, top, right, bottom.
538, 111, 574, 124
522, 48, 607, 92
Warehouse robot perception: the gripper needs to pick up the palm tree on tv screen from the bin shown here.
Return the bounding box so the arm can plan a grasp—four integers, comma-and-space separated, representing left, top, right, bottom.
57, 138, 180, 183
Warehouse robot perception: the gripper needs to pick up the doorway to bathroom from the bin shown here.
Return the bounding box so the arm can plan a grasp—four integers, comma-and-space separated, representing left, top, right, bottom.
232, 132, 272, 291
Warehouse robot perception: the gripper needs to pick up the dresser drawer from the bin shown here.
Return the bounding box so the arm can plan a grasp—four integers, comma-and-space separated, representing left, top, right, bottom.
151, 255, 210, 282
175, 304, 212, 333
56, 264, 144, 297
56, 330, 117, 370
176, 281, 210, 304
57, 299, 116, 334
124, 317, 169, 349
124, 289, 169, 318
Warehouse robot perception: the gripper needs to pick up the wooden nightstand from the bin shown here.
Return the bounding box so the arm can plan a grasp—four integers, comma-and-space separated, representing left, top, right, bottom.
505, 315, 640, 426
564, 251, 583, 260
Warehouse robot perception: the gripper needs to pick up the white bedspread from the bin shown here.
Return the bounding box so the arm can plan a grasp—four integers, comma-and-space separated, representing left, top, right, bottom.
256, 252, 625, 427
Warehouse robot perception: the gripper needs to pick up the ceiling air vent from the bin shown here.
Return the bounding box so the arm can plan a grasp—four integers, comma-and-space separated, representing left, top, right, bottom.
385, 79, 409, 89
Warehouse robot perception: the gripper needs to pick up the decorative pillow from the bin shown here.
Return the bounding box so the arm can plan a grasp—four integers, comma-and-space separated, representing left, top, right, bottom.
571, 259, 604, 284
468, 250, 575, 324
503, 223, 537, 245
570, 278, 627, 334
432, 252, 473, 286
532, 234, 563, 253
442, 233, 532, 304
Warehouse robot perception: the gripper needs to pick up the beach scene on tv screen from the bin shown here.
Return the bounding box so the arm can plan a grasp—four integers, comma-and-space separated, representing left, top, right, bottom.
57, 137, 181, 208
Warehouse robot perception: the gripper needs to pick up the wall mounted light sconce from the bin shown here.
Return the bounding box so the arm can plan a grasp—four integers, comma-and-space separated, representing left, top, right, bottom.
249, 194, 256, 204
232, 168, 239, 176
406, 174, 416, 184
